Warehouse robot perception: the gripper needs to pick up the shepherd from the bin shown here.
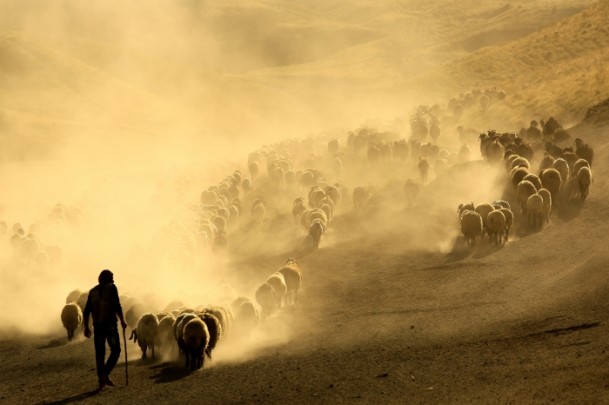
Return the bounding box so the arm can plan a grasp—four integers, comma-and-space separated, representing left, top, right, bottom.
83, 269, 128, 389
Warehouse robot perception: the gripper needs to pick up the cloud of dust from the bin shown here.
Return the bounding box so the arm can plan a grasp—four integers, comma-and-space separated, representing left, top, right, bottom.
0, 0, 517, 367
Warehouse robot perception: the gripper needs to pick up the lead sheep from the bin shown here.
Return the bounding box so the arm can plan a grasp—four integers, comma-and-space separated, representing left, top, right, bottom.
309, 219, 325, 249
278, 258, 303, 305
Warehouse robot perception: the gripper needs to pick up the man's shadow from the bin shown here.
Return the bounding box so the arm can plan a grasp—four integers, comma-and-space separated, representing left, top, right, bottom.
35, 388, 101, 405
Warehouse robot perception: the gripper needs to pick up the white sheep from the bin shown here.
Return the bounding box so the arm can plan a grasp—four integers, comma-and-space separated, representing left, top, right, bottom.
65, 289, 82, 304
577, 166, 592, 200
61, 302, 82, 341
309, 219, 325, 249
552, 158, 570, 185
182, 318, 210, 370
522, 174, 542, 192
486, 210, 506, 245
510, 166, 530, 190
231, 297, 260, 334
278, 258, 302, 305
537, 188, 552, 223
517, 180, 537, 214
255, 282, 278, 319
135, 313, 159, 359
266, 272, 288, 307
497, 208, 513, 242
527, 194, 544, 228
541, 168, 562, 202
460, 210, 483, 246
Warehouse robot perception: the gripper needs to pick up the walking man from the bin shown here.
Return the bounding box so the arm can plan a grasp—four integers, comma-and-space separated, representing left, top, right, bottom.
83, 269, 128, 389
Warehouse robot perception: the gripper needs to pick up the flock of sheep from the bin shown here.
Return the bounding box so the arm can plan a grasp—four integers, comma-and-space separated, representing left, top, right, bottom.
459, 122, 594, 246
60, 257, 303, 370
54, 86, 600, 372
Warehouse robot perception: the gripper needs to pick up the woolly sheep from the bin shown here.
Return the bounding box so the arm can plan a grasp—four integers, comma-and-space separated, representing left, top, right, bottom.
538, 188, 552, 223
248, 161, 260, 179
552, 158, 570, 184
541, 168, 562, 201
486, 139, 505, 164
182, 318, 210, 370
76, 292, 89, 313
255, 283, 277, 319
251, 200, 266, 224
577, 166, 592, 200
157, 314, 176, 356
66, 289, 82, 304
320, 203, 333, 223
267, 272, 288, 308
492, 200, 511, 210
241, 178, 252, 193
517, 180, 537, 214
510, 166, 530, 190
527, 194, 544, 229
353, 186, 371, 210
498, 208, 513, 242
278, 259, 302, 305
522, 174, 542, 191
474, 203, 494, 235
458, 202, 475, 217
292, 198, 306, 224
324, 185, 342, 206
460, 210, 483, 246
202, 306, 233, 337
135, 313, 159, 359
539, 154, 555, 172
418, 157, 430, 183
404, 179, 420, 208
486, 210, 506, 245
61, 302, 82, 340
309, 219, 325, 249
308, 187, 326, 208
505, 154, 519, 172
198, 312, 222, 359
571, 159, 590, 178
231, 297, 260, 334
510, 156, 530, 171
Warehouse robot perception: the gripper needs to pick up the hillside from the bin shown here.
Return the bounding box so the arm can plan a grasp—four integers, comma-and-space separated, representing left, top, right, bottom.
416, 1, 609, 123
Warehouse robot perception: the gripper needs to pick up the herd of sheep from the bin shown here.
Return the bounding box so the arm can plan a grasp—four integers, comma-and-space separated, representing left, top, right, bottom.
54, 86, 601, 372
60, 257, 302, 370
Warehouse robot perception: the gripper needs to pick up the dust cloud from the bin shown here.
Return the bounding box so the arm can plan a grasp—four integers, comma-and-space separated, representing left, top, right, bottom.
0, 0, 513, 365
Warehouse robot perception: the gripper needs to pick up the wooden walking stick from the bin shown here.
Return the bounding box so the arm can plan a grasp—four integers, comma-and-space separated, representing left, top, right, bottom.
122, 327, 129, 386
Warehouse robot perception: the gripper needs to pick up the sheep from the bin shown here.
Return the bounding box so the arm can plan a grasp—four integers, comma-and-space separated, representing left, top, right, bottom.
61, 302, 83, 341
126, 303, 145, 338
135, 313, 159, 359
460, 210, 483, 246
309, 219, 325, 249
418, 157, 430, 183
574, 138, 594, 165
255, 283, 277, 319
201, 306, 232, 337
308, 187, 326, 208
248, 160, 260, 179
538, 188, 552, 223
552, 158, 570, 184
156, 314, 176, 356
539, 154, 555, 171
292, 198, 306, 224
278, 258, 303, 305
353, 186, 371, 210
572, 159, 590, 178
510, 156, 530, 171
241, 178, 252, 194
474, 203, 495, 236
577, 166, 592, 200
404, 179, 420, 208
527, 194, 545, 229
517, 180, 537, 214
76, 292, 89, 313
320, 203, 333, 223
510, 166, 530, 190
251, 200, 266, 224
485, 139, 505, 164
540, 168, 562, 201
561, 151, 578, 169
212, 216, 227, 234
492, 200, 511, 210
505, 154, 519, 172
324, 185, 342, 206
66, 289, 82, 304
486, 210, 506, 245
231, 297, 260, 334
198, 312, 222, 359
458, 202, 475, 217
266, 272, 287, 308
497, 208, 513, 242
182, 318, 210, 370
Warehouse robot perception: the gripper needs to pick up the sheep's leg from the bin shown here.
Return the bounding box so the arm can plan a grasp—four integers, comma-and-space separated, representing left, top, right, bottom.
152, 344, 155, 360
